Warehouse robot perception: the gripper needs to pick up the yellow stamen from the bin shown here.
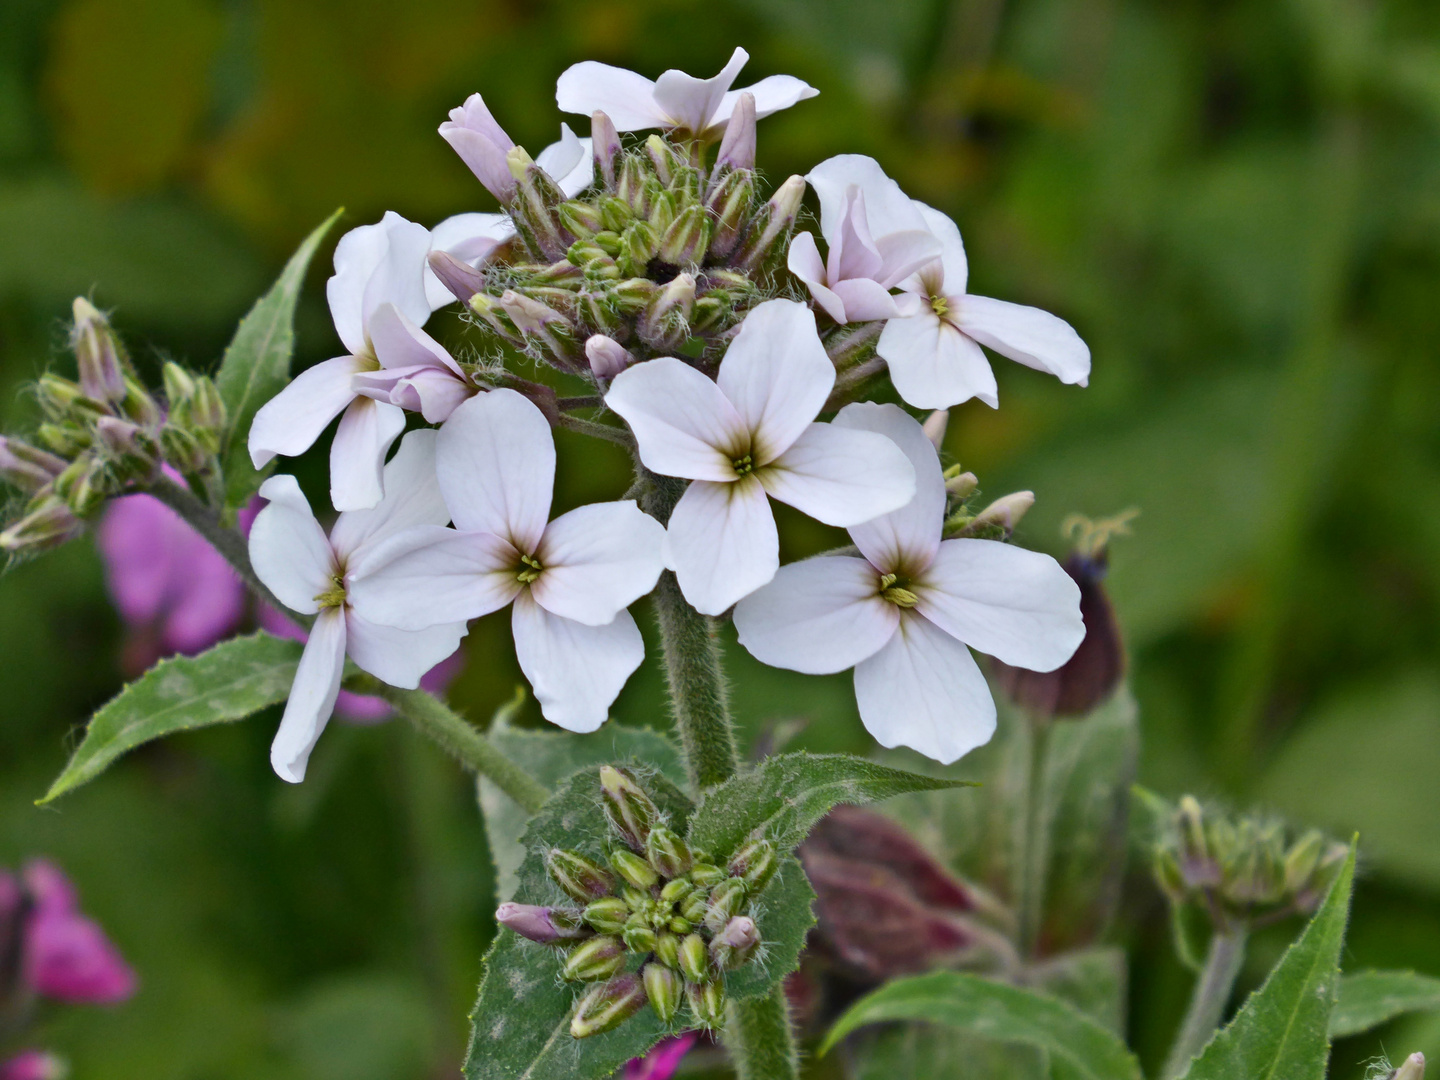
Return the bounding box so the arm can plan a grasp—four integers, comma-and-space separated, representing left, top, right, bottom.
516, 553, 544, 584
878, 572, 919, 608
313, 575, 347, 608
732, 454, 754, 478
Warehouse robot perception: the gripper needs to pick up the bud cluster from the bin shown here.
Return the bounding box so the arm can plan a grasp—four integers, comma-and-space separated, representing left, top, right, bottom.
1, 300, 227, 555
1152, 796, 1349, 925
496, 766, 774, 1039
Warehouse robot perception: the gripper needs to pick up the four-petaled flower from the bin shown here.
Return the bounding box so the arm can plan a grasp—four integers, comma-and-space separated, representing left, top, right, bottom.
248, 430, 468, 782
556, 47, 816, 139
606, 299, 918, 616
734, 404, 1084, 763
347, 390, 668, 731
441, 94, 595, 204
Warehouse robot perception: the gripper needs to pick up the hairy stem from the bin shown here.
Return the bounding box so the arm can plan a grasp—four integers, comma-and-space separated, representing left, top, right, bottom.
1162, 928, 1248, 1080
1017, 716, 1053, 957
725, 985, 800, 1080
555, 413, 635, 447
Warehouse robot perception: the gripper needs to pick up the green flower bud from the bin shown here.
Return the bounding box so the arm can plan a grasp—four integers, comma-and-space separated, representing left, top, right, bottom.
667, 915, 692, 935
71, 297, 129, 405
709, 915, 760, 971
728, 837, 777, 892
689, 294, 729, 334
36, 422, 90, 458
644, 134, 681, 186
617, 154, 652, 217
510, 163, 575, 263
561, 935, 625, 982
1282, 830, 1324, 895
646, 826, 693, 879
94, 417, 158, 480
161, 361, 197, 408
599, 196, 632, 233
732, 174, 804, 273
570, 974, 647, 1039
119, 375, 162, 427
657, 204, 711, 267
599, 765, 659, 849
667, 164, 702, 204
36, 375, 104, 423
53, 454, 109, 516
533, 259, 587, 287
684, 979, 725, 1029
620, 885, 650, 911
160, 426, 208, 476
705, 168, 756, 260
638, 273, 695, 351
623, 924, 658, 953
654, 931, 681, 970
618, 221, 659, 277
582, 897, 631, 934
547, 848, 614, 903
0, 493, 83, 553
647, 186, 677, 234
679, 890, 709, 925
689, 863, 725, 889
677, 932, 711, 983
643, 963, 683, 1024
611, 848, 660, 890
704, 878, 748, 934
589, 231, 625, 260
658, 877, 693, 906
558, 200, 604, 237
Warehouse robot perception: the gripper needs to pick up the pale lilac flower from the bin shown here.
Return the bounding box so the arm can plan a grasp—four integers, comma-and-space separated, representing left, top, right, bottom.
249, 212, 474, 511
788, 156, 941, 325
347, 390, 667, 732
247, 430, 468, 782
625, 1033, 699, 1080
440, 94, 595, 203
733, 404, 1083, 763
556, 47, 817, 138
605, 299, 917, 616
22, 860, 137, 1004
423, 212, 513, 310
0, 1051, 66, 1080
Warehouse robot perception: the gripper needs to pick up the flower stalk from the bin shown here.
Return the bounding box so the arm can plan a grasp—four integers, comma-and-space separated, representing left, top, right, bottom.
1161, 927, 1248, 1080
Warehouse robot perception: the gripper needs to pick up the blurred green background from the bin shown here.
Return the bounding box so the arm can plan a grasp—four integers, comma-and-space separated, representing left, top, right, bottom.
1, 0, 1439, 1076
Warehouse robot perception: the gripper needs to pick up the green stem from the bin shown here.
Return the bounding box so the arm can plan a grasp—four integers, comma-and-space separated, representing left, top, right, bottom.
1162, 927, 1248, 1080
725, 985, 800, 1080
1017, 716, 1053, 957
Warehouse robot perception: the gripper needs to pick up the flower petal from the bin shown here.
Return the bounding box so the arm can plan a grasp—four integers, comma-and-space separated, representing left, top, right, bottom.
667, 476, 777, 616
535, 123, 595, 198
425, 212, 514, 310
511, 591, 643, 733
878, 311, 998, 409
834, 402, 946, 574
733, 556, 898, 674
829, 277, 901, 322
873, 229, 945, 289
954, 294, 1091, 387
555, 62, 668, 132
715, 299, 833, 464
605, 357, 747, 481
249, 474, 334, 614
347, 525, 521, 630
329, 429, 449, 561
653, 47, 748, 134
531, 501, 667, 626
915, 538, 1084, 670
329, 396, 406, 512
344, 608, 467, 688
906, 202, 968, 295
368, 302, 463, 375
805, 155, 930, 247
352, 365, 474, 423
439, 94, 517, 201
829, 186, 885, 284
786, 232, 848, 324
853, 612, 996, 764
357, 212, 434, 336
271, 607, 347, 783
327, 224, 389, 355
436, 388, 555, 550
714, 74, 819, 128
247, 355, 364, 467
760, 421, 915, 527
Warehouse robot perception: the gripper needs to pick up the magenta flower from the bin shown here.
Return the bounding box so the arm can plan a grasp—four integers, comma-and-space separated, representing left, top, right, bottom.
624, 1033, 698, 1080
21, 860, 137, 1004
0, 1051, 66, 1080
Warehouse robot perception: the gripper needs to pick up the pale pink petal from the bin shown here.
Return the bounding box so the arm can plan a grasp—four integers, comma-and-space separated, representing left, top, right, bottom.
829, 277, 901, 322
329, 396, 406, 512
873, 229, 946, 289
555, 62, 668, 131
733, 556, 899, 674
531, 501, 666, 626
805, 155, 931, 248
834, 402, 947, 574
440, 94, 517, 201
908, 202, 968, 295
605, 357, 747, 481
344, 608, 467, 688
853, 612, 996, 764
953, 294, 1091, 387
358, 212, 433, 335
829, 186, 885, 283
759, 422, 915, 527
352, 365, 474, 423
511, 591, 643, 732
271, 607, 347, 783
368, 302, 464, 375
653, 47, 748, 133
878, 311, 998, 409
534, 124, 595, 197
715, 299, 833, 464
915, 539, 1084, 670
347, 526, 521, 630
329, 429, 449, 561
666, 476, 777, 616
713, 75, 819, 127
425, 212, 513, 310
327, 224, 391, 355
247, 355, 365, 468
435, 389, 554, 550
249, 474, 335, 614
787, 232, 849, 324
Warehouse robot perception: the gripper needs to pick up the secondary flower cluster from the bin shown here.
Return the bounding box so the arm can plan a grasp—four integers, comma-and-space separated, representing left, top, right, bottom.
497, 768, 771, 1039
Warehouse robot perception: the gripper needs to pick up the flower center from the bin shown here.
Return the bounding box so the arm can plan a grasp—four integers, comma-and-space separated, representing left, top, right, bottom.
516, 553, 544, 584
878, 572, 919, 608
314, 574, 348, 609
929, 295, 950, 319
731, 454, 754, 478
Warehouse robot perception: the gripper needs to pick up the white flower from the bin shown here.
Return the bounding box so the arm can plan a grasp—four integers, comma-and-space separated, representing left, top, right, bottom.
248, 430, 467, 783
733, 403, 1084, 764
440, 94, 595, 203
248, 212, 475, 511
605, 299, 917, 616
555, 47, 817, 139
346, 390, 667, 732
788, 156, 942, 324
423, 212, 512, 310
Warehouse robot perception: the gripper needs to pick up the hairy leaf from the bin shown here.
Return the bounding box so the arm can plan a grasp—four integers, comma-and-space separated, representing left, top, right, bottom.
820, 971, 1143, 1080
40, 632, 303, 803
216, 208, 342, 513
1329, 970, 1440, 1039
1178, 843, 1357, 1080
1030, 946, 1129, 1035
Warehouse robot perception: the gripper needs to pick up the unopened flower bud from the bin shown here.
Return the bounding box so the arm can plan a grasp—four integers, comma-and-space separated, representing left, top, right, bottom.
945, 470, 979, 498
728, 837, 777, 893
428, 250, 487, 304
611, 848, 659, 890
657, 204, 711, 267
592, 111, 621, 189
689, 863, 724, 889
161, 361, 196, 407
679, 890, 709, 925
659, 877, 693, 906
582, 897, 630, 934
562, 935, 625, 982
548, 849, 614, 903
505, 145, 535, 181
617, 222, 659, 277
705, 170, 756, 260
646, 185, 676, 234
71, 298, 127, 405
118, 375, 162, 427
35, 422, 89, 458
623, 924, 658, 953
638, 273, 696, 351
0, 438, 67, 495
643, 963, 682, 1023
709, 915, 760, 971
496, 902, 589, 944
667, 915, 692, 935
704, 878, 748, 934
715, 92, 756, 173
159, 426, 208, 476
923, 410, 949, 449
654, 931, 681, 970
644, 134, 682, 187
1176, 797, 1216, 887
53, 455, 109, 516
677, 932, 711, 983
36, 375, 103, 423
1154, 849, 1185, 900
684, 979, 725, 1029
620, 884, 650, 911
1387, 1052, 1426, 1080
189, 376, 226, 439
961, 491, 1034, 538
93, 417, 157, 479
510, 162, 574, 262
558, 200, 605, 237
0, 494, 83, 553
599, 765, 659, 849
733, 174, 805, 272
570, 973, 647, 1039
599, 196, 632, 233
646, 826, 692, 879
617, 155, 652, 217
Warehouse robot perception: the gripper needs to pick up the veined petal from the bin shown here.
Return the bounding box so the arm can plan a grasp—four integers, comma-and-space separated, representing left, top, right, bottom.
555, 61, 668, 131
713, 74, 818, 128
805, 155, 930, 247
916, 539, 1084, 670
873, 229, 944, 289
853, 612, 996, 764
271, 607, 346, 783
715, 299, 832, 464
835, 402, 947, 574
329, 396, 406, 512
512, 592, 643, 733
358, 212, 433, 337
535, 123, 595, 198
829, 278, 901, 322
954, 295, 1091, 387
760, 422, 915, 527
436, 389, 554, 550
368, 302, 463, 376
878, 311, 998, 409
787, 233, 848, 324
667, 476, 778, 616
531, 501, 666, 626
425, 212, 513, 310
247, 355, 364, 467
653, 47, 748, 134
329, 429, 449, 562
249, 474, 335, 614
733, 556, 899, 674
347, 525, 522, 630
605, 357, 747, 481
344, 608, 467, 689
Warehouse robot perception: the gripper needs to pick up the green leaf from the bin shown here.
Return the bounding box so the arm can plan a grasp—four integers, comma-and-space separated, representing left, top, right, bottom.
849, 1026, 1045, 1080
819, 971, 1143, 1080
685, 751, 972, 863
1329, 971, 1440, 1039
1178, 843, 1357, 1080
39, 632, 304, 803
1031, 946, 1130, 1035
719, 851, 815, 1003
215, 208, 343, 513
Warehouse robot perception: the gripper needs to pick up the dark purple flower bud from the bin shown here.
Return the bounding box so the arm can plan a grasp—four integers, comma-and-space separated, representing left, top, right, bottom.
806, 806, 981, 912
599, 765, 659, 849
496, 902, 589, 945
570, 973, 647, 1038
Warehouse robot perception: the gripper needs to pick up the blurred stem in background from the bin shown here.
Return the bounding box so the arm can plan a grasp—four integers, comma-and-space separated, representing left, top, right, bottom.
1161, 928, 1248, 1079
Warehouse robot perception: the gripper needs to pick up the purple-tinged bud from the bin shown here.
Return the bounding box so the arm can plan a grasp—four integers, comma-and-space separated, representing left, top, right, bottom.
496, 902, 589, 944
1388, 1053, 1426, 1080
93, 417, 158, 479
684, 979, 725, 1029
644, 134, 681, 187
732, 174, 805, 272
945, 470, 979, 498
703, 878, 748, 934
570, 973, 647, 1039
617, 155, 652, 217
715, 92, 756, 173
646, 186, 677, 235
0, 1050, 69, 1080
592, 111, 621, 189
620, 885, 650, 911
657, 204, 711, 267
600, 765, 660, 849
677, 932, 711, 983
535, 259, 588, 286
585, 335, 632, 380
654, 931, 681, 970
428, 250, 487, 304
622, 924, 658, 953
118, 375, 162, 428
728, 837, 777, 893
638, 273, 696, 351
558, 200, 605, 238
562, 934, 626, 982
923, 410, 949, 450
611, 277, 659, 316
159, 426, 207, 476
53, 455, 109, 516
645, 826, 692, 879
611, 848, 659, 890
0, 438, 67, 496
0, 494, 83, 553
71, 298, 127, 405
709, 915, 760, 971
706, 169, 756, 260
509, 162, 575, 263
548, 849, 614, 903
643, 963, 682, 1024
582, 897, 630, 934
965, 491, 1034, 537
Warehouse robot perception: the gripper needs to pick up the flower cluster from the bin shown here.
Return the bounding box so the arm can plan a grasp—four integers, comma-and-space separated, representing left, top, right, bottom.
497, 768, 772, 1038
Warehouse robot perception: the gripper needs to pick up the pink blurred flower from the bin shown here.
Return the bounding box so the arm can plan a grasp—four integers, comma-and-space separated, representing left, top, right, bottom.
21, 860, 136, 1004
624, 1033, 698, 1080
0, 1051, 67, 1080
